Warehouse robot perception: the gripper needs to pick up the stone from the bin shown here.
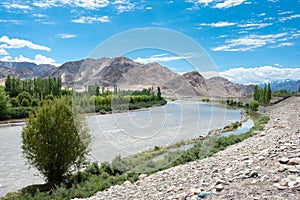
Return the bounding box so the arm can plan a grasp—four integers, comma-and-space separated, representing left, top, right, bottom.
278, 166, 286, 172
198, 192, 210, 198
279, 157, 289, 164
190, 195, 198, 200
287, 157, 300, 165
138, 174, 147, 180
250, 171, 259, 178
244, 169, 251, 176
288, 181, 297, 188
124, 181, 131, 186
273, 183, 287, 190
190, 188, 201, 195
287, 167, 299, 173
215, 184, 224, 192
224, 168, 232, 174
260, 175, 270, 182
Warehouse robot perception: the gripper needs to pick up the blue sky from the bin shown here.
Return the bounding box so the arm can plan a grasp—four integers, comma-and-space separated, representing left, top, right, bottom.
0, 0, 300, 84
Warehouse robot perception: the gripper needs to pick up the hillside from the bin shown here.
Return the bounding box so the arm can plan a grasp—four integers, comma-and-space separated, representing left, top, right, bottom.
0, 57, 254, 97
76, 96, 300, 200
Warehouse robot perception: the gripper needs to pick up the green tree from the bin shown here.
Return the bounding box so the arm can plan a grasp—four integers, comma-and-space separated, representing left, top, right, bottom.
263, 85, 267, 104
22, 97, 92, 184
5, 75, 11, 96
157, 86, 162, 100
267, 83, 272, 104
253, 85, 259, 101
0, 86, 11, 120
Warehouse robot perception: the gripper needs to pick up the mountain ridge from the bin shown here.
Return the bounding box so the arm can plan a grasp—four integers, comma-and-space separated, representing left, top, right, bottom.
0, 57, 254, 97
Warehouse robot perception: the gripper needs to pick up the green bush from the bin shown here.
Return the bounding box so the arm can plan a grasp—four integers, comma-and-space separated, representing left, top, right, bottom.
249, 100, 259, 110
10, 97, 19, 107
21, 98, 30, 107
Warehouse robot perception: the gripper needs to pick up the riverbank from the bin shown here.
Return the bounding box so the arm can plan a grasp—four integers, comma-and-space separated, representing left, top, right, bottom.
78, 96, 300, 199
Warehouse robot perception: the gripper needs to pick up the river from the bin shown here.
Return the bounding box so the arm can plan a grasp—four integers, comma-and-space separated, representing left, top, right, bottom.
0, 101, 242, 197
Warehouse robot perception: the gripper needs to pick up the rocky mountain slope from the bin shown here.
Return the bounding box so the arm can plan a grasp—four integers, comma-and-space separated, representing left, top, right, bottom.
0, 61, 56, 78
0, 57, 254, 97
75, 96, 300, 200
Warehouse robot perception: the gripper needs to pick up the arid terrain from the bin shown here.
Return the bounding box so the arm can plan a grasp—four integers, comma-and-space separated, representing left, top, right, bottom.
76, 96, 300, 200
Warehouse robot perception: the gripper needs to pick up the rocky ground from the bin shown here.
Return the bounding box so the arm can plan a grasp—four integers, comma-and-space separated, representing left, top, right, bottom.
76, 97, 300, 200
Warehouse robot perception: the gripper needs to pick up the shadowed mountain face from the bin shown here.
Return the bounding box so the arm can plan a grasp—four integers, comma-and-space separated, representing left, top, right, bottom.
0, 57, 254, 97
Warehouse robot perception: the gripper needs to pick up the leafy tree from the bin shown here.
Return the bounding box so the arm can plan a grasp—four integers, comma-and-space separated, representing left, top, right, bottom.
22, 97, 92, 184
0, 86, 11, 119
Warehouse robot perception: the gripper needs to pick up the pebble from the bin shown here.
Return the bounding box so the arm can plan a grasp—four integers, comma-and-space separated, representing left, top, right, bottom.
198, 192, 210, 198
287, 157, 300, 165
279, 157, 289, 164
215, 184, 224, 192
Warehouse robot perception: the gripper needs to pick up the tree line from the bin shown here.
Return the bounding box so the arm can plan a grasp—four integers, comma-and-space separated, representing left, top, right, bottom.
253, 83, 272, 105
5, 75, 62, 100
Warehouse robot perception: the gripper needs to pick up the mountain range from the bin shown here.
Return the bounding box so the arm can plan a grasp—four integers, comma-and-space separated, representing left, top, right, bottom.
0, 57, 254, 98
259, 80, 300, 92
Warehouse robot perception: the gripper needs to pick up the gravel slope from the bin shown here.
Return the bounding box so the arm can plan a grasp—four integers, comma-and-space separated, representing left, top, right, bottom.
76, 97, 300, 200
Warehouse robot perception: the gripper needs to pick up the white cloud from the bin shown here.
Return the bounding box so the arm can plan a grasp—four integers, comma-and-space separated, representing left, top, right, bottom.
186, 0, 247, 9
3, 3, 32, 10
134, 54, 199, 64
58, 34, 77, 39
0, 49, 9, 55
33, 13, 47, 18
278, 11, 294, 15
214, 0, 246, 9
199, 21, 236, 27
0, 54, 58, 66
0, 36, 51, 51
218, 66, 300, 85
71, 16, 110, 24
33, 0, 109, 9
0, 19, 23, 24
211, 33, 288, 52
258, 13, 266, 17
238, 23, 272, 29
279, 14, 300, 22
116, 3, 135, 13
270, 42, 294, 48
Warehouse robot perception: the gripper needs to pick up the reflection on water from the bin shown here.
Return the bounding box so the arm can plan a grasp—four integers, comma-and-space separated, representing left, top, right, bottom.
0, 101, 241, 197
221, 118, 254, 137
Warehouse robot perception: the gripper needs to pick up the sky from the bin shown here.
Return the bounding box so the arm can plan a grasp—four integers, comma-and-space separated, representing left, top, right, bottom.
0, 0, 300, 85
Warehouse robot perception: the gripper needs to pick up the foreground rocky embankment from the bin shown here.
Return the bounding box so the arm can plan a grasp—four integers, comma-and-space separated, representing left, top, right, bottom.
77, 97, 300, 200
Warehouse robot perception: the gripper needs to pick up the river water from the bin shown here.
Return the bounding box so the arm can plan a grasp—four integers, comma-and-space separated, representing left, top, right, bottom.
0, 101, 241, 197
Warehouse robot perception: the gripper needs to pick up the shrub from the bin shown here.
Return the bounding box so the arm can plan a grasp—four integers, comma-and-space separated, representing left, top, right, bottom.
249, 100, 259, 110
21, 98, 30, 107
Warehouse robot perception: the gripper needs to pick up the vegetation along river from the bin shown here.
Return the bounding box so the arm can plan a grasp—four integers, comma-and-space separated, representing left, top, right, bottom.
0, 101, 244, 197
